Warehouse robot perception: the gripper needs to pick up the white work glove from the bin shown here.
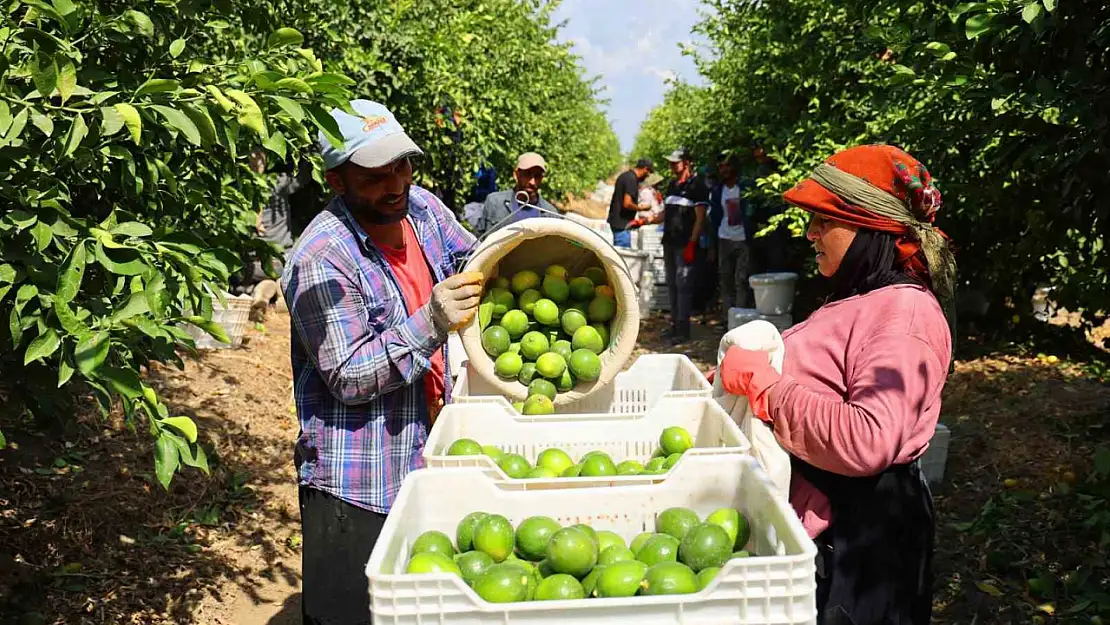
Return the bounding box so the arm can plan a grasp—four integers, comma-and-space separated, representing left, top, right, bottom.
429, 270, 484, 334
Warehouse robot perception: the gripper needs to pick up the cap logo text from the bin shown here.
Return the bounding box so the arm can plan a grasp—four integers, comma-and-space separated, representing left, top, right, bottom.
361, 115, 388, 132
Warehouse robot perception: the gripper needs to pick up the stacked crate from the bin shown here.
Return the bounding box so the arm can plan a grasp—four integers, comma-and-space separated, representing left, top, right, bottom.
637, 225, 670, 312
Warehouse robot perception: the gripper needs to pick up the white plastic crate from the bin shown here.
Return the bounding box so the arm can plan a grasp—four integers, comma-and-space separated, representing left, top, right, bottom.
920, 423, 950, 484
451, 354, 710, 414
424, 396, 749, 485
366, 456, 818, 625
181, 293, 252, 349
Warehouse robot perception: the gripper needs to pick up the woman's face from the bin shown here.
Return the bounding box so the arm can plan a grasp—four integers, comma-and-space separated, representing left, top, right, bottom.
806, 213, 858, 277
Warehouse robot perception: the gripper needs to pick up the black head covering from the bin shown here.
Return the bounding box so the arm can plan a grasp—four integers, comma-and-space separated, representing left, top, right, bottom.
829, 229, 921, 302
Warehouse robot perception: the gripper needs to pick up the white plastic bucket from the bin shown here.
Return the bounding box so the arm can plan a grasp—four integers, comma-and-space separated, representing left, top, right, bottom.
749, 272, 798, 315
728, 308, 793, 333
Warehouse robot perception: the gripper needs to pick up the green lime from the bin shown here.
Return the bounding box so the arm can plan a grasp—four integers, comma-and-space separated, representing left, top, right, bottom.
517, 361, 538, 385
587, 295, 617, 323
534, 573, 585, 600
455, 550, 495, 585
678, 523, 732, 572
491, 276, 511, 291
533, 298, 560, 326
660, 426, 694, 456
497, 453, 532, 479
598, 545, 636, 566
511, 401, 524, 413
473, 514, 515, 562
526, 466, 558, 478
561, 309, 588, 336
518, 288, 543, 315
636, 534, 680, 566
561, 463, 583, 477
472, 562, 530, 603
446, 438, 482, 456
484, 288, 515, 317
629, 532, 655, 556
596, 560, 648, 598
656, 507, 700, 541
547, 527, 598, 578
522, 394, 555, 415
482, 446, 503, 461
580, 453, 617, 477
545, 265, 568, 280
568, 349, 602, 382
536, 558, 557, 579
583, 267, 607, 287
410, 530, 456, 557
406, 551, 462, 575
568, 276, 595, 301
528, 378, 557, 401
696, 566, 720, 591
664, 452, 684, 469
571, 326, 604, 354
641, 561, 698, 595
571, 524, 599, 549
515, 516, 562, 562
550, 339, 574, 363
481, 326, 511, 358
456, 511, 489, 553
537, 448, 574, 475
706, 507, 750, 551
554, 369, 575, 392
616, 460, 644, 475
500, 309, 530, 339
731, 550, 751, 559
479, 301, 494, 329
542, 275, 570, 303
494, 352, 524, 379
596, 530, 626, 553
519, 331, 550, 361
645, 457, 667, 472
535, 352, 567, 379
565, 301, 588, 316
511, 270, 541, 294
581, 565, 605, 597
590, 323, 610, 348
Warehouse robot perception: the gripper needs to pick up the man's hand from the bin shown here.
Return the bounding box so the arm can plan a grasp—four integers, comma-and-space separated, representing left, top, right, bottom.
626, 218, 645, 230
429, 271, 485, 333
683, 241, 697, 265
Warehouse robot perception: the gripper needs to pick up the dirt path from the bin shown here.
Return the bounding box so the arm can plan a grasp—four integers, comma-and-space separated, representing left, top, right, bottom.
2, 309, 1109, 624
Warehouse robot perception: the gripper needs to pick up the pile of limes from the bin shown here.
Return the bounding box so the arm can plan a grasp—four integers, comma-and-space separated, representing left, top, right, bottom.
444, 426, 695, 479
404, 506, 752, 603
478, 265, 617, 414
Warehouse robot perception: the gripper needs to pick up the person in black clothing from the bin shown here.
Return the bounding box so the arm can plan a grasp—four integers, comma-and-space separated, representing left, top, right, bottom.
748, 141, 790, 274
608, 158, 654, 248
661, 149, 710, 342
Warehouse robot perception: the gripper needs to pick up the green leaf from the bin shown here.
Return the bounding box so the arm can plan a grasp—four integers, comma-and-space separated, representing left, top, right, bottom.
305, 103, 343, 148
4, 108, 28, 141
263, 131, 287, 161
186, 316, 231, 344
125, 10, 154, 37
273, 77, 313, 94
135, 79, 179, 96
1042, 0, 1056, 11
169, 38, 186, 58
965, 14, 993, 39
205, 85, 235, 112
15, 284, 39, 309
110, 222, 153, 238
226, 89, 265, 136
31, 52, 58, 97
0, 429, 5, 450
9, 309, 22, 347
75, 330, 108, 374
54, 297, 85, 334
1022, 2, 1042, 22
180, 103, 218, 146
154, 433, 180, 489
30, 221, 53, 252
174, 437, 209, 472
0, 101, 12, 135
56, 242, 86, 304
99, 106, 125, 136
62, 112, 87, 156
109, 292, 151, 323
24, 328, 60, 364
925, 42, 952, 57
269, 95, 305, 121
150, 105, 201, 146
7, 210, 37, 230
31, 110, 54, 137
57, 59, 76, 103
114, 103, 142, 144
58, 354, 75, 387
266, 27, 305, 49
96, 365, 143, 399
161, 416, 198, 444
0, 265, 16, 283
95, 242, 149, 275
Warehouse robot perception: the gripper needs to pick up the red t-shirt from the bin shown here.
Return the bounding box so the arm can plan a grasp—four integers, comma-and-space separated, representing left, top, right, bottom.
373, 219, 446, 421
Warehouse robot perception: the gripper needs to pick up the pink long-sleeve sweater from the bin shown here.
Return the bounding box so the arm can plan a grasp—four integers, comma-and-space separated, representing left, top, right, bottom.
768, 284, 951, 538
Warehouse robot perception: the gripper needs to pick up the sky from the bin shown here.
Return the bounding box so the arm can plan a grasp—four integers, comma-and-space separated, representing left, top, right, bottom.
552, 0, 708, 155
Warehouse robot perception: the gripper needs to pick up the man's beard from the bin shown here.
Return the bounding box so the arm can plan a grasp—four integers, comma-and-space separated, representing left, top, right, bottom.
345, 185, 410, 224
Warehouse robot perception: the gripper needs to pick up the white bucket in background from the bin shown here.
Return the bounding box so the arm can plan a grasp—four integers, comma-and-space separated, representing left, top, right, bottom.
749, 272, 799, 315
728, 307, 793, 333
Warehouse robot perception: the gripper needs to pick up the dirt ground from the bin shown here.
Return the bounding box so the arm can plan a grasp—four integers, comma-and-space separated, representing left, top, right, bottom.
2, 309, 1109, 624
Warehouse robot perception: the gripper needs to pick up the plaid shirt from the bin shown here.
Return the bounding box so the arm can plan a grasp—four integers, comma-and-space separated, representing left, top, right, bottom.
281, 186, 475, 513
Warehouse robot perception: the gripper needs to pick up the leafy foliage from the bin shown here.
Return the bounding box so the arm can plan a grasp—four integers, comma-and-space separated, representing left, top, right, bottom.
633, 0, 1109, 329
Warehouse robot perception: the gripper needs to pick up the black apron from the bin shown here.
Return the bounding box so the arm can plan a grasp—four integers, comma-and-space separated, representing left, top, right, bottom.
791, 456, 935, 625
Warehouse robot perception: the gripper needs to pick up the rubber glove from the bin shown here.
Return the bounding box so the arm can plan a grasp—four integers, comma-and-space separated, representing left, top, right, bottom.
683, 240, 697, 265
429, 270, 484, 334
627, 218, 645, 229
720, 346, 781, 422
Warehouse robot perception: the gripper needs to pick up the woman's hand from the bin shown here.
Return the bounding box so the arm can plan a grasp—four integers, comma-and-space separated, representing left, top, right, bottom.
720, 346, 781, 421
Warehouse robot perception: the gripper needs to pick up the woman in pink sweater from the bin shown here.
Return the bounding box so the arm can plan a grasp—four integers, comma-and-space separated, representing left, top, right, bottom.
720, 145, 956, 625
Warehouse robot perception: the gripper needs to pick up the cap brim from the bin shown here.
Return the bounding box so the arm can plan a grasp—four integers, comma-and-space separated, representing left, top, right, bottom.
347, 132, 424, 169
664, 156, 682, 163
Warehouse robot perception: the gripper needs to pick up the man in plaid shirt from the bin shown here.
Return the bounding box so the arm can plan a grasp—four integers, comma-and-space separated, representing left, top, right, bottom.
281, 99, 481, 624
